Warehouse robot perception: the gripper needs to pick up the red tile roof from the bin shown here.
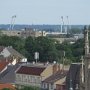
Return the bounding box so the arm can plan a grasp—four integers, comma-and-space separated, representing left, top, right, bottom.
0, 83, 16, 90
16, 66, 45, 76
0, 61, 9, 72
0, 57, 13, 63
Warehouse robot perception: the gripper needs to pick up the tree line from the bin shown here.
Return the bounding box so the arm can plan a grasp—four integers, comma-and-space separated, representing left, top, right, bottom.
0, 35, 85, 64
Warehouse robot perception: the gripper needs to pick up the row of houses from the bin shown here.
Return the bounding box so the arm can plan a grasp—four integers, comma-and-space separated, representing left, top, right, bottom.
15, 63, 82, 90
15, 63, 69, 90
0, 46, 82, 90
0, 46, 27, 90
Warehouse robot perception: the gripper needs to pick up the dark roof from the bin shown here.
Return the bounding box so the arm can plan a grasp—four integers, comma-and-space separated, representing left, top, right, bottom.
0, 64, 19, 83
43, 70, 68, 83
16, 66, 46, 76
66, 63, 81, 90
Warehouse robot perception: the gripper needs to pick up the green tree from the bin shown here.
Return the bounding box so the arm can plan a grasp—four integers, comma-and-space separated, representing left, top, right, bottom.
25, 36, 59, 62
25, 36, 36, 61
35, 36, 58, 62
17, 86, 40, 90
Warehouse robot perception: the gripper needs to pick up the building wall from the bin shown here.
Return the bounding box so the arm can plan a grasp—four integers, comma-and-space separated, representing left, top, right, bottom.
42, 82, 55, 90
56, 84, 66, 90
1, 48, 10, 57
2, 30, 22, 37
21, 30, 35, 38
42, 77, 66, 90
1, 30, 46, 38
21, 58, 27, 62
12, 59, 17, 65
15, 74, 42, 87
52, 38, 76, 44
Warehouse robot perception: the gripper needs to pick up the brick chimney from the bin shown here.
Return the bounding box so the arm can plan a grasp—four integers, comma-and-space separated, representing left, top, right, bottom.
53, 64, 60, 74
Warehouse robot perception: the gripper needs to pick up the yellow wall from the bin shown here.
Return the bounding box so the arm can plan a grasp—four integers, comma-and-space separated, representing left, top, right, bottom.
41, 65, 53, 81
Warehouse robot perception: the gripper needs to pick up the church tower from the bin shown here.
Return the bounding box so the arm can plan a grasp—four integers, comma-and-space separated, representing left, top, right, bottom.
84, 26, 90, 90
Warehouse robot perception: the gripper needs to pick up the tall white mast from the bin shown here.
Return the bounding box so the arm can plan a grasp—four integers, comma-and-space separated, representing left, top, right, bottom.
66, 16, 69, 34
11, 15, 16, 30
61, 16, 64, 33
9, 15, 16, 30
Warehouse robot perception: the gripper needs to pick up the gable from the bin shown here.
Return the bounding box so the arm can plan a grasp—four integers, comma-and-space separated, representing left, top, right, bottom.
1, 48, 10, 57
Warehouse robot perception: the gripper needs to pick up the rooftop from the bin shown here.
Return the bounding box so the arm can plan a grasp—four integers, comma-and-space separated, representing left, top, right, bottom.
0, 61, 9, 72
0, 64, 20, 83
16, 66, 46, 76
43, 70, 68, 83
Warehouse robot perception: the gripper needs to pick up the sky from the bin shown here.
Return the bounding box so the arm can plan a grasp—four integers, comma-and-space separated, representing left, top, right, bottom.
0, 0, 90, 25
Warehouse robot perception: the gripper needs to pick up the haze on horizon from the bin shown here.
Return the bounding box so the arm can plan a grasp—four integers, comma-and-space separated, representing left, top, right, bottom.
0, 0, 90, 25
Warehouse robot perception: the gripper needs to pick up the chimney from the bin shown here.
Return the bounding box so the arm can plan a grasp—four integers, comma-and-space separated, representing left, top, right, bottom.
6, 58, 8, 62
53, 63, 61, 74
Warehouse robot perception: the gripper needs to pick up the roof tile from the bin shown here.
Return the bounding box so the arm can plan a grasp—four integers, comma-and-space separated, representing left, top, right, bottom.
16, 66, 45, 76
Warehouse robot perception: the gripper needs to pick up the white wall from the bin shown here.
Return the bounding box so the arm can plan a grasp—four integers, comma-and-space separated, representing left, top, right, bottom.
12, 59, 17, 65
15, 74, 41, 87
21, 58, 27, 62
1, 48, 10, 57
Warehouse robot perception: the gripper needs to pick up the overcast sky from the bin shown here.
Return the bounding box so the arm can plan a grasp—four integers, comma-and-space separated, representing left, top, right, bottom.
0, 0, 90, 25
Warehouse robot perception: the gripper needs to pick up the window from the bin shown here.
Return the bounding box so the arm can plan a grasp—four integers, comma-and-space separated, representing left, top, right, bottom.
47, 83, 49, 89
30, 76, 33, 83
43, 83, 46, 88
37, 77, 41, 83
51, 83, 53, 89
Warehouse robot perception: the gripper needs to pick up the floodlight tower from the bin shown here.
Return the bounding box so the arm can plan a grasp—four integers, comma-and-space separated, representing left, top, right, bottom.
9, 15, 16, 30
66, 16, 69, 34
61, 16, 64, 33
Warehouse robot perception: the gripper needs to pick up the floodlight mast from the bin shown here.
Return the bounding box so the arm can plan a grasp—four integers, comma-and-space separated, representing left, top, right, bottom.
66, 16, 69, 34
61, 16, 64, 33
9, 15, 16, 30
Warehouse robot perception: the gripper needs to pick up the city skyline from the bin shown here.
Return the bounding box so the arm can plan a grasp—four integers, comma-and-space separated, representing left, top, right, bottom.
0, 0, 90, 25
